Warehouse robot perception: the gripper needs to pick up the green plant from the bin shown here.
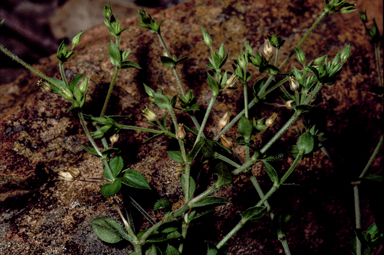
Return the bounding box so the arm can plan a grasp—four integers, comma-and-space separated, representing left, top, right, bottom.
1, 1, 382, 254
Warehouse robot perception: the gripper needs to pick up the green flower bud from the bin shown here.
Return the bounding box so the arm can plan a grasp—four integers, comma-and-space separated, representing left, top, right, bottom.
358, 9, 367, 23
61, 88, 74, 101
71, 30, 84, 48
142, 106, 157, 122
294, 47, 306, 65
79, 77, 88, 94
340, 44, 351, 63
201, 28, 212, 47
103, 4, 113, 20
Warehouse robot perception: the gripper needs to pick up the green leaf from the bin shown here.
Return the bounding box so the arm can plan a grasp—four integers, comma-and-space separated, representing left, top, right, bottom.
109, 155, 124, 178
207, 242, 218, 255
100, 179, 122, 196
109, 39, 121, 66
190, 196, 229, 208
101, 148, 119, 157
69, 73, 86, 91
153, 92, 171, 110
207, 72, 219, 96
165, 244, 180, 255
121, 60, 141, 69
175, 56, 191, 64
181, 173, 196, 200
145, 244, 157, 255
121, 170, 151, 189
362, 174, 383, 182
166, 231, 182, 239
240, 206, 267, 223
154, 199, 172, 210
143, 133, 164, 143
167, 151, 184, 163
188, 139, 205, 161
238, 116, 253, 139
297, 132, 314, 154
262, 161, 279, 184
143, 83, 155, 97
160, 56, 176, 67
214, 162, 232, 188
80, 145, 100, 157
92, 217, 132, 243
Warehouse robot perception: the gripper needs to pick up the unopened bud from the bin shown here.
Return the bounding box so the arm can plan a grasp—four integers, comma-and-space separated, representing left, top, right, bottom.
71, 30, 84, 48
103, 4, 113, 19
265, 113, 278, 127
218, 111, 231, 131
285, 100, 294, 110
220, 135, 233, 149
289, 76, 300, 91
263, 38, 273, 57
110, 133, 119, 145
58, 171, 75, 181
226, 74, 238, 88
79, 77, 89, 94
201, 28, 212, 47
176, 123, 186, 140
142, 106, 157, 122
66, 167, 81, 178
37, 79, 51, 93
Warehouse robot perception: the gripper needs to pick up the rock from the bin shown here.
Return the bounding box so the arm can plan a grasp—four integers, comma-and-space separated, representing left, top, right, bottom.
0, 0, 382, 254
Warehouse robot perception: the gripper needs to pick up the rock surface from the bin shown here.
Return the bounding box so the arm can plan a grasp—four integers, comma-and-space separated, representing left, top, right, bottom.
0, 0, 383, 254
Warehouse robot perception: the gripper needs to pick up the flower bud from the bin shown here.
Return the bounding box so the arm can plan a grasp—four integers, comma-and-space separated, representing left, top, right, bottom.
58, 171, 75, 182
71, 30, 84, 48
37, 79, 51, 93
142, 106, 157, 122
358, 10, 367, 23
289, 76, 300, 91
61, 88, 74, 101
220, 135, 233, 149
201, 28, 212, 47
218, 111, 231, 131
110, 133, 119, 145
103, 4, 113, 20
176, 123, 186, 140
285, 100, 294, 110
263, 38, 273, 57
226, 74, 238, 88
265, 113, 278, 127
79, 77, 89, 94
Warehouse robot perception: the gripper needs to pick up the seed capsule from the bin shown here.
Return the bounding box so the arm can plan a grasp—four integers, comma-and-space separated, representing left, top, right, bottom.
218, 111, 231, 131
176, 123, 186, 140
265, 113, 278, 127
220, 135, 233, 149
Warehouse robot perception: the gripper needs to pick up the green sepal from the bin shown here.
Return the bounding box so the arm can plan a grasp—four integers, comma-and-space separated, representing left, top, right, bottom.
92, 217, 132, 244
100, 179, 122, 196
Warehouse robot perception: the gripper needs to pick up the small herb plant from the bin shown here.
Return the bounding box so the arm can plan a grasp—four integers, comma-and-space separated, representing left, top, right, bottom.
0, 1, 382, 254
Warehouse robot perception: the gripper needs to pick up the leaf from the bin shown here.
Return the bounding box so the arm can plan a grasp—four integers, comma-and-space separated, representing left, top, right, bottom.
121, 170, 151, 189
190, 196, 229, 208
109, 39, 121, 66
92, 217, 132, 243
167, 151, 184, 163
109, 155, 124, 178
153, 92, 171, 110
166, 231, 182, 239
214, 162, 232, 188
69, 73, 86, 91
121, 60, 141, 69
101, 148, 119, 157
145, 244, 157, 255
207, 242, 218, 255
160, 56, 176, 67
188, 139, 205, 161
154, 199, 172, 211
80, 145, 100, 157
143, 133, 164, 143
161, 227, 178, 234
100, 179, 122, 196
362, 174, 383, 182
240, 206, 267, 223
181, 174, 196, 200
262, 161, 279, 184
238, 116, 253, 139
207, 72, 219, 96
175, 56, 191, 64
165, 244, 180, 255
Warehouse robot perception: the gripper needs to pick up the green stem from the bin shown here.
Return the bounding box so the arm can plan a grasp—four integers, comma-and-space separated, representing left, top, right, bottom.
274, 48, 280, 67
194, 95, 217, 146
215, 153, 241, 168
120, 125, 175, 137
353, 184, 362, 255
231, 153, 258, 175
100, 66, 120, 117
279, 151, 304, 184
129, 196, 156, 225
59, 61, 69, 88
249, 175, 271, 213
358, 135, 383, 179
0, 43, 62, 88
139, 220, 163, 243
278, 232, 292, 255
374, 44, 382, 88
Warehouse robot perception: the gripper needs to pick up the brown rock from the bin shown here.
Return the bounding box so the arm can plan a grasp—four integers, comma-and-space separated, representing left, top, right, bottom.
0, 0, 382, 254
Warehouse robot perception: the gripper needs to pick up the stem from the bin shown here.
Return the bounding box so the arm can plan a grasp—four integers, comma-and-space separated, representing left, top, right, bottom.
194, 95, 217, 146
120, 125, 174, 136
279, 151, 304, 184
139, 220, 163, 243
358, 135, 383, 179
278, 10, 328, 69
0, 43, 62, 88
231, 153, 257, 175
274, 48, 280, 67
215, 153, 241, 168
374, 44, 382, 87
353, 184, 362, 255
249, 175, 271, 213
59, 61, 69, 88
100, 66, 120, 117
242, 78, 251, 163
129, 196, 156, 225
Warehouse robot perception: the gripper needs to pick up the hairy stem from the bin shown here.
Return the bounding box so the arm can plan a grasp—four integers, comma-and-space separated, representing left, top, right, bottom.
100, 67, 120, 117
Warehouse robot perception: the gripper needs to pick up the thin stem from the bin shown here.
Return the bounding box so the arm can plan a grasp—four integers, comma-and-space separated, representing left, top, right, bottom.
139, 220, 163, 243
215, 153, 241, 168
59, 61, 69, 88
358, 135, 383, 179
100, 66, 120, 117
249, 175, 271, 213
353, 184, 362, 255
278, 233, 292, 255
279, 151, 303, 184
0, 43, 61, 88
120, 125, 174, 137
374, 44, 382, 87
129, 196, 156, 225
274, 48, 280, 67
194, 95, 217, 146
231, 153, 258, 175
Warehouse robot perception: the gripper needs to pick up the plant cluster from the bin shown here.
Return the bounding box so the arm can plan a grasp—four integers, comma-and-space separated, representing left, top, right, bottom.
0, 0, 382, 254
